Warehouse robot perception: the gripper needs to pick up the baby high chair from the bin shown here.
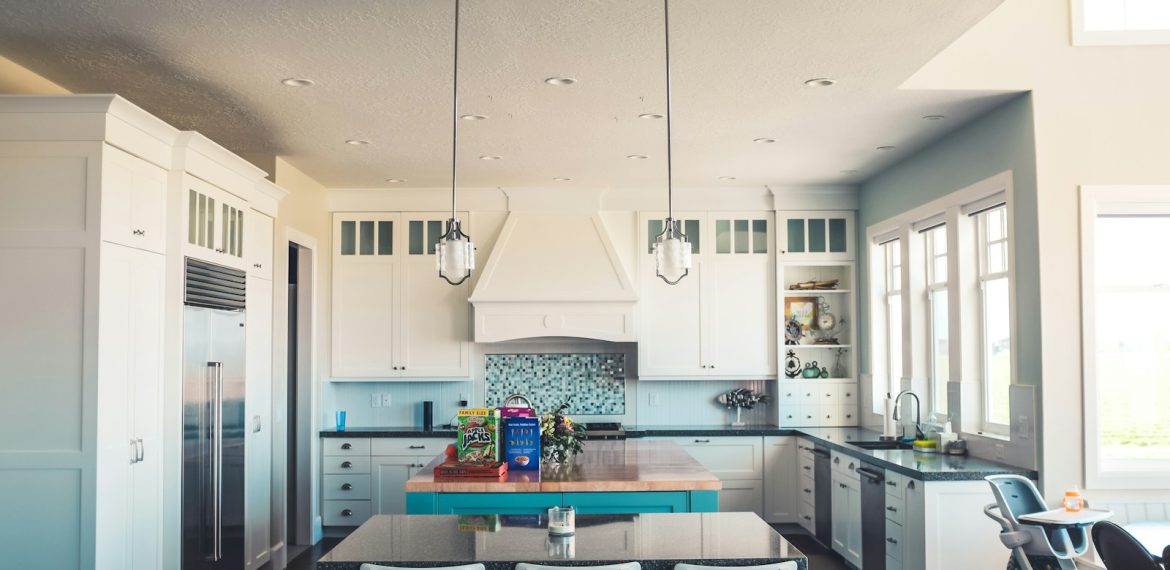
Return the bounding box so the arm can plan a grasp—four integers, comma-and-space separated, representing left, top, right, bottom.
983, 475, 1112, 570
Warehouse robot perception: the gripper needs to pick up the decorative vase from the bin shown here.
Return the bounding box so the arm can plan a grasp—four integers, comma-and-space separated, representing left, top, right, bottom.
731, 406, 745, 427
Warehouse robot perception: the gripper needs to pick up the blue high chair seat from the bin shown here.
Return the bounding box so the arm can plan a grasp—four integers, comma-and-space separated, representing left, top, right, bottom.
984, 475, 1108, 570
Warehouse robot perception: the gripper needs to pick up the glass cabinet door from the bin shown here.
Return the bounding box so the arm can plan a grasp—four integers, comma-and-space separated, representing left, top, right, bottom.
779, 211, 853, 260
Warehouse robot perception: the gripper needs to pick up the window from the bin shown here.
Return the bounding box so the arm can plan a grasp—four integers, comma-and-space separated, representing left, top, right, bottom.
924, 225, 949, 415
1073, 0, 1170, 45
976, 206, 1012, 433
884, 239, 903, 399
1082, 186, 1170, 488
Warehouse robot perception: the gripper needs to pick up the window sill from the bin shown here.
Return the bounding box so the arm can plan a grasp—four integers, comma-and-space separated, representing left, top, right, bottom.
966, 430, 1011, 443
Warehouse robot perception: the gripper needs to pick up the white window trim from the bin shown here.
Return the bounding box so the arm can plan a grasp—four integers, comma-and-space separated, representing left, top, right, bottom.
1080, 184, 1170, 489
1071, 0, 1170, 46
924, 226, 949, 416
864, 171, 1016, 436
976, 208, 1012, 436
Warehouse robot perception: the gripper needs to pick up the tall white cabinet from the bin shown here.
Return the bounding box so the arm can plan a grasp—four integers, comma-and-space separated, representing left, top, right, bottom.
0, 95, 286, 570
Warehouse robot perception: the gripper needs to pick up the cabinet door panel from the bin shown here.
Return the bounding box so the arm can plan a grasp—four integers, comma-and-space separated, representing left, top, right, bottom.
129, 249, 164, 570
398, 260, 469, 377
102, 146, 167, 254
246, 212, 273, 280
777, 211, 854, 261
568, 491, 689, 514
716, 480, 763, 516
332, 259, 397, 377
639, 214, 706, 377
371, 456, 416, 515
708, 255, 775, 374
763, 436, 797, 523
245, 277, 273, 568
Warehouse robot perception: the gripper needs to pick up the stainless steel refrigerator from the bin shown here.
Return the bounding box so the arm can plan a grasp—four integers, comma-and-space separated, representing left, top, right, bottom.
182, 259, 247, 569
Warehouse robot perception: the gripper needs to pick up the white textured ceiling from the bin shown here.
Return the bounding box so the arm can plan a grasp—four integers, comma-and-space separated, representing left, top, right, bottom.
0, 0, 1015, 188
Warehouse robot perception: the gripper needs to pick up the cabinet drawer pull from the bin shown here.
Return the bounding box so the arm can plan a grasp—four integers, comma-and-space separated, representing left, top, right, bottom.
693, 439, 711, 443
802, 465, 811, 471
341, 509, 353, 517
341, 443, 353, 450
341, 483, 353, 490
886, 481, 897, 487
802, 515, 811, 521
253, 263, 262, 269
833, 457, 840, 464
908, 481, 916, 489
886, 537, 898, 545
408, 445, 426, 449
803, 488, 812, 494
341, 461, 353, 468
132, 229, 145, 236
838, 483, 846, 489
887, 506, 897, 512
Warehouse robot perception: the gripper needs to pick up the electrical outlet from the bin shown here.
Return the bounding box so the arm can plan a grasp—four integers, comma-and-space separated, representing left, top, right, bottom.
381, 393, 393, 407
649, 392, 661, 407
370, 393, 381, 408
995, 443, 1006, 461
1016, 415, 1031, 440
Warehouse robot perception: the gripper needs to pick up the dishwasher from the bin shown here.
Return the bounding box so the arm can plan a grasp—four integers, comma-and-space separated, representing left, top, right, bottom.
812, 445, 832, 546
857, 463, 887, 570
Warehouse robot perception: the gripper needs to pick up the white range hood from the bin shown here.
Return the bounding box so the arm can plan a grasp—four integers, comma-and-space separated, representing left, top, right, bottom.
468, 211, 637, 342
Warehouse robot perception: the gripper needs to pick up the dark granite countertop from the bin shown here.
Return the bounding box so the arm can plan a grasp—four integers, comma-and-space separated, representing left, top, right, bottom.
315, 513, 807, 570
321, 426, 457, 438
320, 424, 1036, 482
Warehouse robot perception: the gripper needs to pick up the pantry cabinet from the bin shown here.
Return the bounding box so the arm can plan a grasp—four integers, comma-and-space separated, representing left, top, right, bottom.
331, 212, 471, 379
638, 212, 776, 379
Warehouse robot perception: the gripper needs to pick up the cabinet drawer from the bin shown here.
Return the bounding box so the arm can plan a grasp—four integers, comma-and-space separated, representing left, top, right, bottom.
885, 518, 905, 562
779, 405, 801, 427
323, 474, 372, 500
797, 388, 819, 406
798, 476, 815, 507
885, 471, 908, 501
831, 451, 859, 479
323, 438, 371, 456
370, 438, 450, 456
797, 498, 816, 531
324, 456, 371, 474
838, 405, 857, 426
778, 386, 801, 405
884, 493, 906, 526
323, 500, 372, 526
840, 385, 858, 406
659, 436, 764, 479
797, 455, 815, 479
818, 385, 839, 406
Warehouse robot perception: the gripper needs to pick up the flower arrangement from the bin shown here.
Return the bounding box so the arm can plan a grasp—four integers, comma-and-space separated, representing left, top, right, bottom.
716, 388, 770, 427
540, 402, 586, 464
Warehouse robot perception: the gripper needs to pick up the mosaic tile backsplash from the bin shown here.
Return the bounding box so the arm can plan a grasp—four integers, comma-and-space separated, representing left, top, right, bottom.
485, 353, 626, 415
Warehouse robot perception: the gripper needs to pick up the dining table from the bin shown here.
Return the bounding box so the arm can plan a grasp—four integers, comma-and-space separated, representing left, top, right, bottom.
1124, 520, 1170, 559
315, 511, 807, 570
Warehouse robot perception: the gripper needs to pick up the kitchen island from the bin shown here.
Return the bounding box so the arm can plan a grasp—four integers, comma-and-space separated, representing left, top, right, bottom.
404, 440, 721, 515
316, 512, 806, 570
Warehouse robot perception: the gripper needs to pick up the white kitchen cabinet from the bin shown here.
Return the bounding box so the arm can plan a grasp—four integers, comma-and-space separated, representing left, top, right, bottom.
182, 175, 251, 270
246, 210, 273, 280
777, 210, 854, 261
95, 242, 166, 570
371, 455, 427, 515
763, 436, 797, 523
101, 144, 168, 254
331, 213, 470, 379
638, 212, 776, 379
322, 437, 452, 526
245, 276, 273, 570
650, 436, 765, 516
830, 469, 862, 568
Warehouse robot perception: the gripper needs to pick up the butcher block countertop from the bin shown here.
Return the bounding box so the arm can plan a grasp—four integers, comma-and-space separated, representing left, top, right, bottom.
404, 440, 723, 493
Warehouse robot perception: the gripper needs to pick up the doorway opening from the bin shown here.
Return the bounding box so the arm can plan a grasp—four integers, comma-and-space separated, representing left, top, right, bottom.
285, 240, 315, 557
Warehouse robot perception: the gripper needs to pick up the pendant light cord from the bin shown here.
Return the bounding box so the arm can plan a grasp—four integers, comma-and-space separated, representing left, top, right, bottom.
450, 0, 460, 220
663, 0, 674, 220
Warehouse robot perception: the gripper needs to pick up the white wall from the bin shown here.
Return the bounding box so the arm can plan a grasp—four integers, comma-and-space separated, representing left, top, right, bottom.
904, 0, 1170, 502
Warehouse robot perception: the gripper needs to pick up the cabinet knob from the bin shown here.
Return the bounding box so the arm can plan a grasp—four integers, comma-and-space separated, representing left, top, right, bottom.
341, 461, 353, 468
341, 509, 353, 517
409, 445, 426, 449
886, 538, 898, 545
341, 443, 353, 450
341, 483, 353, 490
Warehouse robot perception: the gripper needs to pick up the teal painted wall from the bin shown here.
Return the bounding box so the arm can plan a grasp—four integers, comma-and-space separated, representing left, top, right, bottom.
857, 94, 1040, 393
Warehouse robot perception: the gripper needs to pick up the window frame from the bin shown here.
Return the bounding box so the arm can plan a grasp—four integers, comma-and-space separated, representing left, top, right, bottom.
975, 206, 1012, 436
885, 239, 903, 403
1081, 185, 1170, 489
924, 225, 949, 416
1071, 0, 1170, 46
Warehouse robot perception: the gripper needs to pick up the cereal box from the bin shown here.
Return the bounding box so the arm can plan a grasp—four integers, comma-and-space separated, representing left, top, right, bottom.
456, 408, 500, 463
504, 416, 540, 471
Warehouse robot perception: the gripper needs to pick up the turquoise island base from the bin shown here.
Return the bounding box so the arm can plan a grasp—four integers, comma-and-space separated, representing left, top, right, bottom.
404, 440, 722, 515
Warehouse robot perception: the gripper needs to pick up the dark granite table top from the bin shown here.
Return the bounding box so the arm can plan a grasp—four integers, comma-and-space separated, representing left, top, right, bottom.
321, 426, 458, 438
315, 513, 807, 570
320, 424, 1036, 482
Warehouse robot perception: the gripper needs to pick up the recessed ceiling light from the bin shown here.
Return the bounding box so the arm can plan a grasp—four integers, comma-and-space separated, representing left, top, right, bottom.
553, 177, 572, 182
719, 176, 737, 181
460, 114, 488, 121
544, 76, 577, 86
479, 155, 502, 160
753, 137, 776, 144
841, 170, 858, 175
627, 154, 649, 160
281, 78, 315, 87
804, 78, 836, 87
384, 178, 406, 183
876, 145, 896, 151
346, 139, 371, 145
638, 113, 665, 120
923, 114, 946, 121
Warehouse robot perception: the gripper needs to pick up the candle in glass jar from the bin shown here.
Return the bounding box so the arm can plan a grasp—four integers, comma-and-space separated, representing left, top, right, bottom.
548, 506, 575, 536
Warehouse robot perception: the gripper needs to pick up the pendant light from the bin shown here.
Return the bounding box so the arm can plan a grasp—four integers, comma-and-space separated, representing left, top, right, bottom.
651, 0, 691, 285
436, 0, 476, 286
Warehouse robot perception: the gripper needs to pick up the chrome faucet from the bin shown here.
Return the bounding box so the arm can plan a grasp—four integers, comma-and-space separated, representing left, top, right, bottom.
892, 390, 925, 440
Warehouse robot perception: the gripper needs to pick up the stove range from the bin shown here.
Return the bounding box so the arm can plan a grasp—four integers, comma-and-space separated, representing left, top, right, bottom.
581, 422, 626, 440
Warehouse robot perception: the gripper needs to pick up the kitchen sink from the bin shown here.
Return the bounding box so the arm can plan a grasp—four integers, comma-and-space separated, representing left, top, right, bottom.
851, 440, 913, 450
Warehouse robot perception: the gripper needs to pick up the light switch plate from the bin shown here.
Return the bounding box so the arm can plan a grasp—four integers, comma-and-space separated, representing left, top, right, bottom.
648, 392, 661, 407
381, 393, 393, 407
370, 394, 381, 408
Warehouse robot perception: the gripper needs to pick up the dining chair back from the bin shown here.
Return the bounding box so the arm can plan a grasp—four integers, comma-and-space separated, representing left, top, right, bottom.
1091, 521, 1163, 570
360, 565, 485, 570
516, 563, 640, 570
674, 563, 798, 570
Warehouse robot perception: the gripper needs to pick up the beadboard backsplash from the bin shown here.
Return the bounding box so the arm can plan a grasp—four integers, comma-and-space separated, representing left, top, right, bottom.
635, 379, 776, 425
485, 353, 626, 415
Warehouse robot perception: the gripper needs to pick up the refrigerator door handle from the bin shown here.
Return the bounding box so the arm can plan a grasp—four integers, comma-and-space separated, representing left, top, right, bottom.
209, 361, 224, 562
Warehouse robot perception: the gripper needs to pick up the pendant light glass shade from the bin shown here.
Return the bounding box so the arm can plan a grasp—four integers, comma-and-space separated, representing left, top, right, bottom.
653, 217, 691, 285
436, 0, 475, 286
437, 218, 475, 285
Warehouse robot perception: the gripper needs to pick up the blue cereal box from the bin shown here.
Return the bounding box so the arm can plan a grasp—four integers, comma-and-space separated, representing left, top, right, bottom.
504, 416, 540, 471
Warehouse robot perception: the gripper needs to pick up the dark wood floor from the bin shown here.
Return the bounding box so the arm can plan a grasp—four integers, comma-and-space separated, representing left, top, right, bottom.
281, 529, 846, 570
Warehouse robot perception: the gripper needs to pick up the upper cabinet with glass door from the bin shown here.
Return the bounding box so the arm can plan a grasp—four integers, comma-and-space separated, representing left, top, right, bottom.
183, 176, 250, 270
777, 211, 855, 261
